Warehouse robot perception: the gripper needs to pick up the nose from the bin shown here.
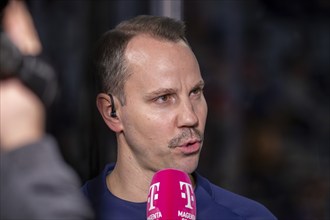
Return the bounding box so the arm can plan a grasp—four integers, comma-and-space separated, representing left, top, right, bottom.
177, 98, 199, 128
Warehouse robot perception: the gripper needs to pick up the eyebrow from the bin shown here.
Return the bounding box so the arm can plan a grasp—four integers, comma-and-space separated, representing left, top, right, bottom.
193, 80, 205, 90
144, 80, 205, 100
144, 88, 178, 100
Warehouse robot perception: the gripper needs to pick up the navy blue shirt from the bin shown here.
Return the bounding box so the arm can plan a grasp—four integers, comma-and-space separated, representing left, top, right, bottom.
82, 164, 276, 220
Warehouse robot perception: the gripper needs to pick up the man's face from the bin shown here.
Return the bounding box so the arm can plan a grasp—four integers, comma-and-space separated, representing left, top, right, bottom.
119, 35, 208, 174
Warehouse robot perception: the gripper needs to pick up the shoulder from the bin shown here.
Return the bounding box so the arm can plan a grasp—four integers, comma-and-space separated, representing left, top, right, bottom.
195, 173, 277, 219
81, 163, 115, 201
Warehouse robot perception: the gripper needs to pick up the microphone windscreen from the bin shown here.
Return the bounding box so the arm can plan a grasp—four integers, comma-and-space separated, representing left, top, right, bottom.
146, 169, 196, 220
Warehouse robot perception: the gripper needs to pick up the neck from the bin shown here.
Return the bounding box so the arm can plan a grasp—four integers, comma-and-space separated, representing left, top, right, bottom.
106, 136, 197, 202
106, 140, 154, 202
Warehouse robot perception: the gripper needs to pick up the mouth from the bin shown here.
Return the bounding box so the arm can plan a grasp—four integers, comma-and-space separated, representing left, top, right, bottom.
176, 139, 202, 155
168, 128, 204, 154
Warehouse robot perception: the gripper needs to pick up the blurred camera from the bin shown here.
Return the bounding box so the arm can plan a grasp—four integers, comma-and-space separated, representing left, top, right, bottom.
0, 32, 58, 106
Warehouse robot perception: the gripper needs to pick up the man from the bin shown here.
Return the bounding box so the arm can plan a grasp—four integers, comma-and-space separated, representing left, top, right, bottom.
82, 15, 277, 219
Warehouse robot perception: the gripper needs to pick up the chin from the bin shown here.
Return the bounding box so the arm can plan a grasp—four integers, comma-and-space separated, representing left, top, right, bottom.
157, 155, 200, 174
173, 160, 199, 174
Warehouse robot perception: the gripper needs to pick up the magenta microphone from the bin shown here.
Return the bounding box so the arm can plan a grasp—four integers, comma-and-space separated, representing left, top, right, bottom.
146, 169, 196, 220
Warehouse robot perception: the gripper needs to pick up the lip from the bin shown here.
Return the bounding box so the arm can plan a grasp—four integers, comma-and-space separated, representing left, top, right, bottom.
177, 140, 201, 155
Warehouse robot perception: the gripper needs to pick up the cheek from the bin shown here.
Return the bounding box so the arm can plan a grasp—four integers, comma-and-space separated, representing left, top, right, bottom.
141, 113, 173, 140
195, 98, 208, 125
123, 108, 173, 146
203, 101, 208, 121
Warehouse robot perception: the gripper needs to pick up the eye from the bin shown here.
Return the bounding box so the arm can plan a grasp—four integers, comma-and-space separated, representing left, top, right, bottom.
190, 87, 203, 96
154, 94, 172, 104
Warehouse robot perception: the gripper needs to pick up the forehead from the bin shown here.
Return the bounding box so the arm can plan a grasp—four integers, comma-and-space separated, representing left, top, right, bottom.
124, 35, 202, 93
125, 34, 189, 63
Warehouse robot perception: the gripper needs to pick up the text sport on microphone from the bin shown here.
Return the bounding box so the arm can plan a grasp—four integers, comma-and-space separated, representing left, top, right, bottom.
146, 169, 196, 220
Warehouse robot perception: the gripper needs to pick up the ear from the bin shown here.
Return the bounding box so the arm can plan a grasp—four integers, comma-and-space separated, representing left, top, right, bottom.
96, 93, 123, 133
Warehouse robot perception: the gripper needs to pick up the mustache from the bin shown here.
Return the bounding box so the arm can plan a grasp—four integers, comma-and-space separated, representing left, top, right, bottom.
168, 128, 204, 149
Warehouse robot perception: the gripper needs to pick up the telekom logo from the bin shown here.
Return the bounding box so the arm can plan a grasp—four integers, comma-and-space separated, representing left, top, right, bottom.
148, 182, 160, 211
148, 181, 194, 211
179, 181, 194, 209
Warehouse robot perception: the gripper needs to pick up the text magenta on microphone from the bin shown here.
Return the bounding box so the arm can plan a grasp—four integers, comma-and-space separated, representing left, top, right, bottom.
146, 169, 196, 220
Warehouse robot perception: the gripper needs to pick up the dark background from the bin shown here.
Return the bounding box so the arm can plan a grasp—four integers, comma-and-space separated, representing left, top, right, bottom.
25, 0, 330, 219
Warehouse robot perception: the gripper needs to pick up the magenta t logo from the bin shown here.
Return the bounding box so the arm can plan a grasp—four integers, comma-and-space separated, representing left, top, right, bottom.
147, 182, 160, 211
146, 169, 197, 219
179, 181, 194, 209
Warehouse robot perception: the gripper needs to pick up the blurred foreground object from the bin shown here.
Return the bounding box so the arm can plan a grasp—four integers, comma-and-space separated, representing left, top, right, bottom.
0, 1, 94, 219
0, 32, 58, 107
2, 0, 41, 55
